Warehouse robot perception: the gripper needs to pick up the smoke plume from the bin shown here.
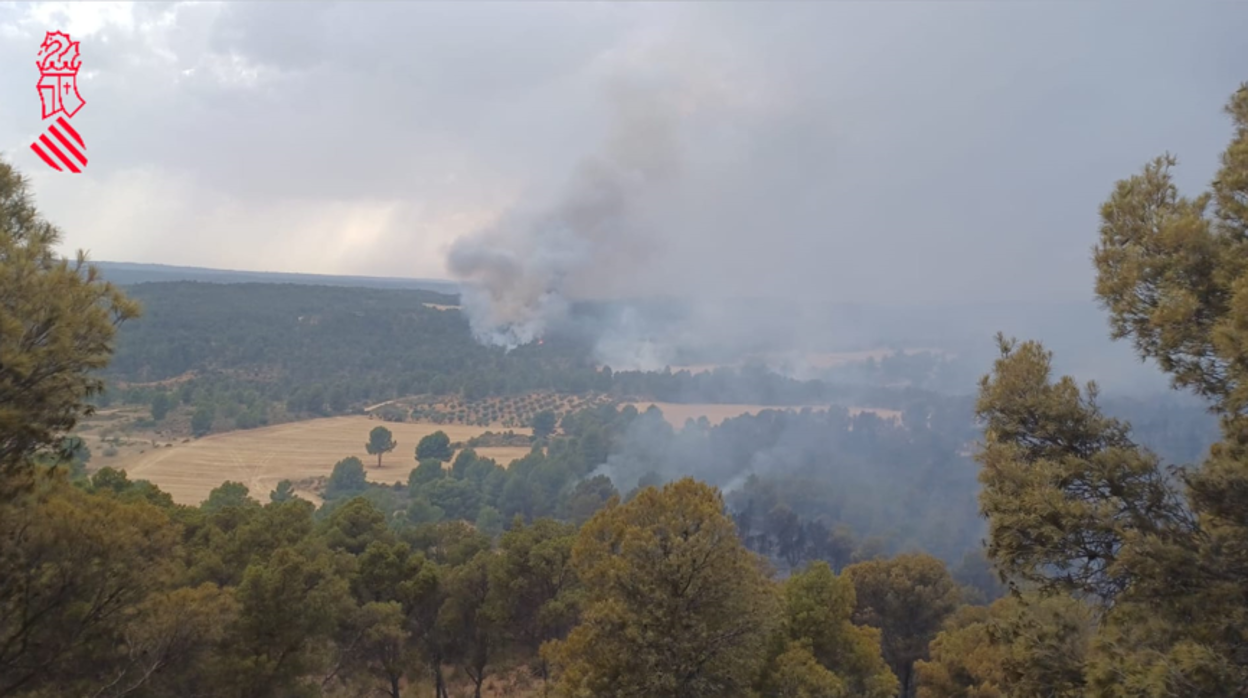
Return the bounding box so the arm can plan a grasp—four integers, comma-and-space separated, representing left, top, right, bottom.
448, 78, 679, 349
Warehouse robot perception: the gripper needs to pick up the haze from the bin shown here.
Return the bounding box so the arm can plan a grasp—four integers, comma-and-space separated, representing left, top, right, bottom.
1, 1, 1244, 308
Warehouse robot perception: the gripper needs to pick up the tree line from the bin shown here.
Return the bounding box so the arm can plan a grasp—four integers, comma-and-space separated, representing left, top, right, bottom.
97, 280, 992, 433
5, 460, 989, 698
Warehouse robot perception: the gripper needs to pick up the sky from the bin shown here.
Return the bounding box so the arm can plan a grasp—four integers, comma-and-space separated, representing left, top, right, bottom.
1, 1, 1246, 306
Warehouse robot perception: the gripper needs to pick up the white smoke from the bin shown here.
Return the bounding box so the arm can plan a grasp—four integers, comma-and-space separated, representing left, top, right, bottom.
447, 77, 680, 349
589, 304, 678, 370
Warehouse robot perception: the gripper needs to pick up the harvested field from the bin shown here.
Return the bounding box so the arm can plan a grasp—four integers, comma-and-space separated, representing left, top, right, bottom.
113, 416, 530, 506
626, 402, 902, 427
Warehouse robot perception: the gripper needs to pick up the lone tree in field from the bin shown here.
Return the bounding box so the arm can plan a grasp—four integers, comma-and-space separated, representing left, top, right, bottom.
366, 426, 397, 468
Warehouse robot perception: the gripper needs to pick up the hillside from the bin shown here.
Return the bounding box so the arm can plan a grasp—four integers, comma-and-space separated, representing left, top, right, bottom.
95, 260, 462, 293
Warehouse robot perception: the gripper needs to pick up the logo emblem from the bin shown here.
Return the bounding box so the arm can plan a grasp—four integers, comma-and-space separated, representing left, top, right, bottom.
30, 31, 87, 173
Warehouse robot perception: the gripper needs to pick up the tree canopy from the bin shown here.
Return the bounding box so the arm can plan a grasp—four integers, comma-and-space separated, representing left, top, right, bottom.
416, 430, 453, 462
546, 479, 778, 698
970, 83, 1248, 694
757, 561, 898, 698
366, 425, 397, 468
0, 158, 138, 496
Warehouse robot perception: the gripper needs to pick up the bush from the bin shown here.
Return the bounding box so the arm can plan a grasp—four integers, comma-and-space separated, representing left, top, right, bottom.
378, 406, 408, 423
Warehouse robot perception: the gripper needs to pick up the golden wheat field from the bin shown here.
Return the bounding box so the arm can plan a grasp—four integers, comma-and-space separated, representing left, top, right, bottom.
626, 402, 902, 427
109, 416, 531, 506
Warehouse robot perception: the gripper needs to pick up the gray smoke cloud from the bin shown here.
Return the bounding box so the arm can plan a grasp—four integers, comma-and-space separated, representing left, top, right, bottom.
589, 305, 679, 370
448, 77, 679, 349
582, 404, 988, 561
430, 1, 1244, 391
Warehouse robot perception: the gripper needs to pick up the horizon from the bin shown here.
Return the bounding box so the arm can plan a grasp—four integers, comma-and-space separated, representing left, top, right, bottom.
93, 258, 1114, 310
3, 2, 1247, 308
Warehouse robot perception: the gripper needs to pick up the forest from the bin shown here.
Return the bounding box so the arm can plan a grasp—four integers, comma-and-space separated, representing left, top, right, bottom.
4, 82, 1248, 697
98, 281, 900, 422
99, 280, 1217, 465
308, 402, 986, 565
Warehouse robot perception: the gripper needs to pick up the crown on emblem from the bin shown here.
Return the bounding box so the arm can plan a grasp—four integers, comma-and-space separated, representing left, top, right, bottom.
37, 31, 81, 76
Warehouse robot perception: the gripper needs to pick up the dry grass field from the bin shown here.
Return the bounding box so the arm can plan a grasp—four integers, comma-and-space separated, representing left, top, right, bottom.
106, 416, 530, 506
626, 402, 902, 427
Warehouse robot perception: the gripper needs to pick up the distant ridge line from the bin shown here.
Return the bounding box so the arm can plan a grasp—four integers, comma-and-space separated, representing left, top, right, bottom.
93, 261, 461, 295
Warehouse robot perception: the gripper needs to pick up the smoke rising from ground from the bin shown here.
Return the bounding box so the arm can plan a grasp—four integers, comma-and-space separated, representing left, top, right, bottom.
439, 3, 1238, 395
448, 78, 678, 349
583, 405, 987, 562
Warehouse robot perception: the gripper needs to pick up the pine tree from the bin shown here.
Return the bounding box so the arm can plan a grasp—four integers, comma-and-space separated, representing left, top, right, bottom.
971, 83, 1248, 695
0, 157, 139, 497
